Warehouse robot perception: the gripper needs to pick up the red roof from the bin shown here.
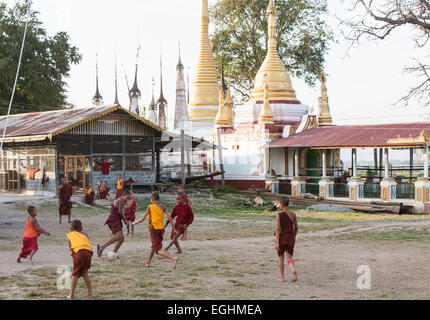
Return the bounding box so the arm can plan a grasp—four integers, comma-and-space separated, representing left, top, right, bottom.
268, 123, 430, 149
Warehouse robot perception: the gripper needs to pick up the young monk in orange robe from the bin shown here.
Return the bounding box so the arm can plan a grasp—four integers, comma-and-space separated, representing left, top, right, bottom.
115, 174, 124, 199
67, 220, 93, 299
133, 193, 178, 269
17, 206, 50, 264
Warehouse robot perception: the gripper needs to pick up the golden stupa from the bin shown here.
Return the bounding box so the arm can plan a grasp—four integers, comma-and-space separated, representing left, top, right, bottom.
258, 76, 275, 124
188, 0, 220, 122
250, 0, 297, 102
318, 72, 333, 124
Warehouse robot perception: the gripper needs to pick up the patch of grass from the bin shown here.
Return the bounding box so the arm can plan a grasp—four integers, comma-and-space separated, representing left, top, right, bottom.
332, 227, 430, 242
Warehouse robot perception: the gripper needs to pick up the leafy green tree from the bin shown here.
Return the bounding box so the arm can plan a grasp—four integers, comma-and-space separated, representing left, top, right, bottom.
0, 0, 82, 115
210, 0, 333, 102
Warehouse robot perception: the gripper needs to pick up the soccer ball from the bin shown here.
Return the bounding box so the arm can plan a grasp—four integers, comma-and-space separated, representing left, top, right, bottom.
107, 251, 117, 261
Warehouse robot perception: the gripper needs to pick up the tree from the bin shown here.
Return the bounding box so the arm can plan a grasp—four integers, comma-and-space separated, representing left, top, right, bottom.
210, 0, 333, 102
0, 0, 82, 115
338, 0, 430, 106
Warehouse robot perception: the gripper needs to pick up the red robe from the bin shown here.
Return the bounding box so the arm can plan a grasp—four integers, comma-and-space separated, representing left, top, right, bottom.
169, 203, 194, 239
85, 190, 95, 205
95, 162, 116, 175
98, 186, 110, 199
59, 183, 73, 216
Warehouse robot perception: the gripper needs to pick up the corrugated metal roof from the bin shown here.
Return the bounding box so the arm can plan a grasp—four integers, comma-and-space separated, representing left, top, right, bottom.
268, 123, 430, 149
0, 105, 164, 143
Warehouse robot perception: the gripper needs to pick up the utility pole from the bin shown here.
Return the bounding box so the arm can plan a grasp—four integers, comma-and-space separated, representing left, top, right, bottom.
181, 129, 186, 186
217, 128, 225, 190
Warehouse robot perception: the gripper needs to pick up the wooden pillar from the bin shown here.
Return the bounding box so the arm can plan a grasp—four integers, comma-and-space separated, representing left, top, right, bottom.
55, 141, 59, 198
410, 148, 414, 183
17, 154, 20, 193
89, 135, 94, 186
152, 136, 156, 172
122, 136, 126, 178
373, 148, 377, 172
379, 148, 383, 178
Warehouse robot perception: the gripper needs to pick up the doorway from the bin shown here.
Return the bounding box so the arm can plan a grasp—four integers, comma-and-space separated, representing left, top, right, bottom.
64, 156, 90, 192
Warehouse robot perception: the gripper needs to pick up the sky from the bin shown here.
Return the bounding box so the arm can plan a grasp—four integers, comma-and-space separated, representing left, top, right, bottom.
5, 0, 429, 162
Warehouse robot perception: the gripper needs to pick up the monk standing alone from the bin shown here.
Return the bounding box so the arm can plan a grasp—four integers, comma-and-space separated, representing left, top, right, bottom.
58, 177, 73, 224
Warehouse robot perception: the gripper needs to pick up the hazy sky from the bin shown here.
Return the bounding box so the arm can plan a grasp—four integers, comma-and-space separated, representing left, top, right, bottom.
14, 0, 424, 124
5, 0, 428, 162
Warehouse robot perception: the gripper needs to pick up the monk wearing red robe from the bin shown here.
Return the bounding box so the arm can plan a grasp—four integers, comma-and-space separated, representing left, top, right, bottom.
58, 177, 73, 224
276, 197, 298, 283
164, 194, 194, 254
84, 186, 95, 205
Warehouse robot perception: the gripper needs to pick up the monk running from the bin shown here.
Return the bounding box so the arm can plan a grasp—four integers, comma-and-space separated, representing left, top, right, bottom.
67, 220, 93, 299
58, 177, 73, 224
97, 191, 132, 258
165, 194, 194, 254
276, 197, 298, 283
177, 185, 192, 240
17, 206, 50, 264
124, 193, 139, 236
132, 193, 178, 269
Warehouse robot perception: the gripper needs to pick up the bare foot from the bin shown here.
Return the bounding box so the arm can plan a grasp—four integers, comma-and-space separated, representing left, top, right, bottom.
67, 295, 73, 300
175, 250, 183, 255
26, 258, 33, 265
172, 257, 178, 270
145, 263, 151, 268
278, 279, 286, 283
292, 272, 298, 283
17, 257, 21, 263
87, 293, 93, 298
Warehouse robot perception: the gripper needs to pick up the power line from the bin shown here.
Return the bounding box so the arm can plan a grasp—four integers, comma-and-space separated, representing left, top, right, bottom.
0, 0, 33, 151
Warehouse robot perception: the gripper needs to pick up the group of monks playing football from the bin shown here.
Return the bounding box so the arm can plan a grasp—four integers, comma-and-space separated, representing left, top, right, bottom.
16, 173, 298, 299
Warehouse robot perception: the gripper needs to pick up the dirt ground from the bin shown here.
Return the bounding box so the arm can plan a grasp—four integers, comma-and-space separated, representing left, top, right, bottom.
1, 192, 430, 300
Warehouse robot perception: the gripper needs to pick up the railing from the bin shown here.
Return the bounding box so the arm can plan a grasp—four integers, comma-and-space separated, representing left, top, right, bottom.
396, 183, 414, 200
363, 183, 381, 199
334, 183, 349, 198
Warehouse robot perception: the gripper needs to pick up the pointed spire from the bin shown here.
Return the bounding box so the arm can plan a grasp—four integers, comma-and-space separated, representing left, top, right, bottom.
129, 45, 141, 115
130, 46, 141, 95
250, 0, 297, 102
188, 0, 219, 124
174, 46, 190, 132
258, 74, 274, 124
157, 55, 167, 104
157, 54, 167, 130
177, 42, 184, 70
317, 71, 333, 125
148, 77, 158, 125
93, 54, 103, 107
114, 51, 119, 105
